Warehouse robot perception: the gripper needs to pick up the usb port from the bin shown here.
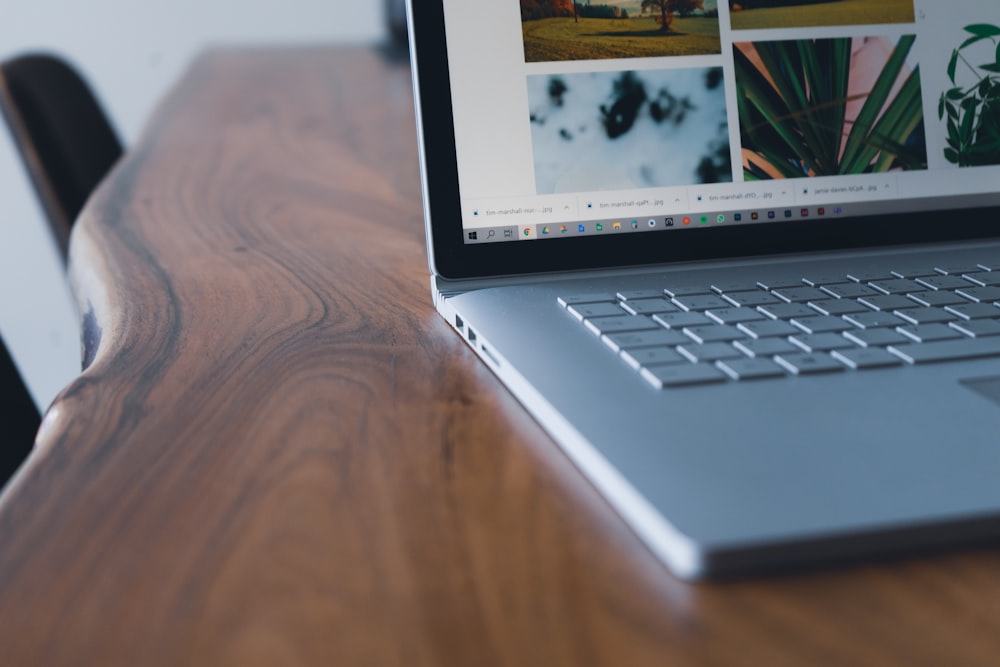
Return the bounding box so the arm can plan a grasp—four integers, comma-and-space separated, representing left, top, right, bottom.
467, 328, 477, 344
455, 314, 465, 332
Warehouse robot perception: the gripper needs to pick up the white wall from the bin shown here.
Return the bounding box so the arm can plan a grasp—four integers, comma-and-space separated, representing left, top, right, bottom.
1, 0, 385, 410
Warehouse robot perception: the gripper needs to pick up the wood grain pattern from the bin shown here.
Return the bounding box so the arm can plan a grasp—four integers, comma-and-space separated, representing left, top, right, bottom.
0, 47, 998, 666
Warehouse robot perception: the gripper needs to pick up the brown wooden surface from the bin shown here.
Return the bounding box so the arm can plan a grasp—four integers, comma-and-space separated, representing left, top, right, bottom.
1, 46, 999, 666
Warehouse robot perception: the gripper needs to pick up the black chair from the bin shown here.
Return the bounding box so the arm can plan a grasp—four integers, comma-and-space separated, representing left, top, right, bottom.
0, 337, 39, 488
0, 53, 123, 264
0, 54, 121, 484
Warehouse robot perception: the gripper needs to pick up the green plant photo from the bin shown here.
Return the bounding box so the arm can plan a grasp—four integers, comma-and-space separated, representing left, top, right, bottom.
735, 36, 926, 180
938, 23, 1000, 167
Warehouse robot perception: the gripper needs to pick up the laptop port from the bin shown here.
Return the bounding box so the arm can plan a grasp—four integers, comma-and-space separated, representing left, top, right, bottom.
481, 344, 500, 367
455, 314, 465, 333
467, 328, 477, 344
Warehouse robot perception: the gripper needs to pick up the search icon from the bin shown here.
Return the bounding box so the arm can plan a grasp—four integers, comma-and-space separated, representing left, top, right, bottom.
487, 229, 496, 239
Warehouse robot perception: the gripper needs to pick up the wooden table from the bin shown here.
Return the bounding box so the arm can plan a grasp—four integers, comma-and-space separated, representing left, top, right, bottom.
1, 46, 998, 666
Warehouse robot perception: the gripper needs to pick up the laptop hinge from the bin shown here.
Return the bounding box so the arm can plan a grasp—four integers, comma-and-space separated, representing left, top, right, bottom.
432, 236, 1000, 304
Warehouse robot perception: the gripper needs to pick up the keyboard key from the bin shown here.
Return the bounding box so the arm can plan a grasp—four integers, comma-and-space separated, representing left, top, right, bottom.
955, 286, 1000, 303
619, 298, 678, 315
710, 281, 762, 294
733, 337, 799, 358
790, 315, 851, 334
772, 286, 827, 303
857, 294, 914, 311
891, 268, 938, 279
846, 270, 892, 282
843, 311, 905, 329
715, 358, 787, 380
602, 329, 690, 352
677, 342, 743, 363
757, 303, 815, 320
868, 278, 923, 295
737, 319, 799, 339
962, 272, 1000, 286
820, 281, 877, 298
640, 363, 727, 388
558, 293, 616, 306
831, 348, 903, 369
935, 265, 982, 275
978, 261, 1000, 271
895, 323, 963, 343
567, 302, 624, 320
843, 328, 910, 348
802, 275, 848, 287
662, 286, 713, 297
672, 294, 730, 312
653, 311, 712, 329
891, 307, 956, 326
617, 289, 667, 300
682, 325, 743, 344
887, 337, 1000, 364
722, 291, 782, 307
948, 319, 1000, 338
915, 275, 970, 291
756, 277, 804, 290
905, 290, 967, 307
808, 299, 868, 316
774, 353, 845, 375
584, 315, 659, 336
705, 307, 766, 325
621, 347, 686, 370
789, 333, 856, 353
945, 303, 1000, 320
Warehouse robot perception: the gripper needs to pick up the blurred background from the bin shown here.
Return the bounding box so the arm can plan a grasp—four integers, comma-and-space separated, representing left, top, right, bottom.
1, 0, 388, 410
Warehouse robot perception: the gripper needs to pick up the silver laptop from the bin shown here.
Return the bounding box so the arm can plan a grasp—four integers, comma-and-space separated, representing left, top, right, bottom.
406, 0, 1000, 578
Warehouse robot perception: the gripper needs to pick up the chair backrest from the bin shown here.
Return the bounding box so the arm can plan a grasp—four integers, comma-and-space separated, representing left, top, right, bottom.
0, 53, 123, 263
0, 336, 39, 488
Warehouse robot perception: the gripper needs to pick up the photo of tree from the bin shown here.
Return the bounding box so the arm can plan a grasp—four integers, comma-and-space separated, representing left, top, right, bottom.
729, 0, 914, 31
734, 36, 926, 180
938, 23, 1000, 167
528, 68, 731, 194
520, 0, 721, 62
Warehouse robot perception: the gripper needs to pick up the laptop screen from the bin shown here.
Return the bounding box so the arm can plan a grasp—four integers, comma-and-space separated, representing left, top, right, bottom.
432, 1, 1000, 247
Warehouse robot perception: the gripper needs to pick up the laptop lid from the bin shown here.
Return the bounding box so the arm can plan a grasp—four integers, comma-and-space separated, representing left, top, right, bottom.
408, 1, 1000, 281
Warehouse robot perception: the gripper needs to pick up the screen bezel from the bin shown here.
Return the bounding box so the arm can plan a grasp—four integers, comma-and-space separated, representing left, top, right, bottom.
408, 1, 1000, 281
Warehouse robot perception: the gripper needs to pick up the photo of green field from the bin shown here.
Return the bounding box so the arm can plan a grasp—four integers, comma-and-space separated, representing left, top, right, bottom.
729, 0, 914, 31
521, 1, 721, 62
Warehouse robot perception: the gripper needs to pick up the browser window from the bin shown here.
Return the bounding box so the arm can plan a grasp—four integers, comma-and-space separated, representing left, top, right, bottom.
441, 0, 1000, 243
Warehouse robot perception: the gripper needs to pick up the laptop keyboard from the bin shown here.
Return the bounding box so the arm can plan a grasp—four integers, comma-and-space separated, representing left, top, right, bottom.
559, 261, 1000, 388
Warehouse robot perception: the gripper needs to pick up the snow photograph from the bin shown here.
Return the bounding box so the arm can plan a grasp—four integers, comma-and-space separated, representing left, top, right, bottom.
528, 67, 732, 193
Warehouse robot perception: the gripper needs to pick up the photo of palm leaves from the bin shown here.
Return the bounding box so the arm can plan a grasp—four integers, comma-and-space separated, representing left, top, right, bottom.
734, 36, 927, 180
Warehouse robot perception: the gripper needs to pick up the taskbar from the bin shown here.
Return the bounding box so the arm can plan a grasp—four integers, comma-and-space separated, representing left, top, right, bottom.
463, 204, 847, 244
460, 191, 1000, 245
